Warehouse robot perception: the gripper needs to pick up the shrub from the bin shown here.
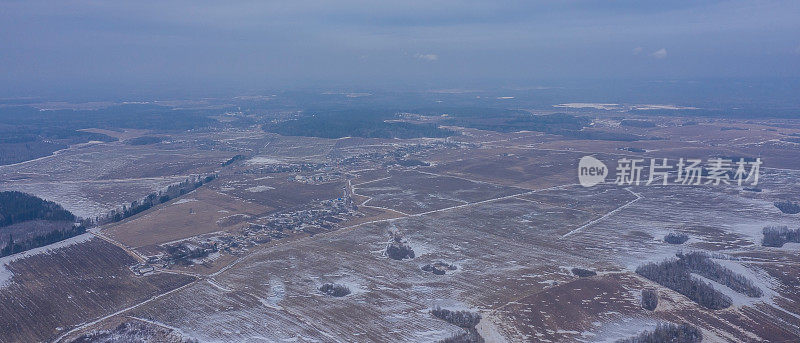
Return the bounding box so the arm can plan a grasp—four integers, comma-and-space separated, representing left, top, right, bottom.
387, 243, 415, 260
641, 288, 658, 311
664, 232, 689, 245
319, 283, 351, 297
422, 262, 457, 275
386, 233, 415, 260
572, 268, 597, 277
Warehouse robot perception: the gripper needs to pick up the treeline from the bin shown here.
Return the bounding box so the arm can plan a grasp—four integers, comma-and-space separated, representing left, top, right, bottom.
616, 323, 702, 343
762, 226, 800, 247
636, 252, 762, 309
96, 174, 216, 224
1, 224, 86, 257
431, 307, 482, 328
774, 200, 800, 214
222, 154, 247, 166
636, 258, 731, 310
676, 252, 762, 297
0, 191, 75, 227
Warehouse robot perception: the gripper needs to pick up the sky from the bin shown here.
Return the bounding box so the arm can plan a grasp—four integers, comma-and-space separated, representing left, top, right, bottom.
1, 0, 799, 98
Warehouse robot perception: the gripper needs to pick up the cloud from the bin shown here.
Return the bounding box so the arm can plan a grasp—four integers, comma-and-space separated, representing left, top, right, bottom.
651, 48, 667, 59
414, 53, 438, 61
632, 47, 643, 55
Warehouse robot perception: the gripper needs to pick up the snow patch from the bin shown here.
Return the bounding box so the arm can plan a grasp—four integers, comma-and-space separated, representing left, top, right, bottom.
246, 185, 275, 192
246, 157, 281, 165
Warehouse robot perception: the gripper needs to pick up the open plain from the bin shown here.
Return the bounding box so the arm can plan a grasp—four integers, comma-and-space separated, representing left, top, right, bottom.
1, 111, 799, 343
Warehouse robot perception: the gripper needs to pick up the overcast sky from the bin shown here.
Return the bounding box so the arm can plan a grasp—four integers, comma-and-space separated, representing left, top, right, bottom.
1, 0, 799, 98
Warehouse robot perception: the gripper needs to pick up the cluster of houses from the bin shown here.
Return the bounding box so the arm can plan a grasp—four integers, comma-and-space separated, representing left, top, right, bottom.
240, 162, 326, 175
254, 194, 357, 235
131, 192, 358, 275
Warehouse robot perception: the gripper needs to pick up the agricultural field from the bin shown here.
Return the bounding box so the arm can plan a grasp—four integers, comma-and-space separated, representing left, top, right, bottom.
0, 110, 799, 343
0, 237, 195, 343
104, 188, 272, 251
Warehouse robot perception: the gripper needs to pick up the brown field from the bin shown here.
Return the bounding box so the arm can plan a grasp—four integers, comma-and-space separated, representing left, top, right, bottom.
104, 187, 272, 249
210, 175, 347, 210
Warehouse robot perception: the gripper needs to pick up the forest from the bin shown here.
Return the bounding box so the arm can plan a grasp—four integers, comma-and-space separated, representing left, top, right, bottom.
267, 109, 456, 139
0, 191, 85, 257
0, 126, 116, 165
0, 191, 75, 226
0, 103, 223, 165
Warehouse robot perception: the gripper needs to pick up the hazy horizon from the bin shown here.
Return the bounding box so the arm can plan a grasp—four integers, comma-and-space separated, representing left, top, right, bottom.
2, 1, 799, 99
